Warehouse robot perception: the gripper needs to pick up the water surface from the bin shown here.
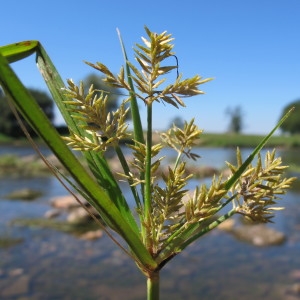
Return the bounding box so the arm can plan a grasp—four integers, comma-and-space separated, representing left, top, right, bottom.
0, 146, 299, 299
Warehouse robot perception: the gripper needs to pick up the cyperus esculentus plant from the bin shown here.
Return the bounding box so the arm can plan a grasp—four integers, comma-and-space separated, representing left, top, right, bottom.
0, 26, 296, 300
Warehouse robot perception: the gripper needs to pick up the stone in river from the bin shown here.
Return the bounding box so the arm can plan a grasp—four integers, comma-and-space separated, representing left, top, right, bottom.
231, 224, 286, 246
4, 188, 42, 201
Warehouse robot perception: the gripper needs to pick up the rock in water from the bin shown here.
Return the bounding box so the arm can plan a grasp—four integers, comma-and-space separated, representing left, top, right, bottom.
4, 188, 42, 201
232, 224, 286, 246
50, 194, 87, 209
67, 206, 99, 225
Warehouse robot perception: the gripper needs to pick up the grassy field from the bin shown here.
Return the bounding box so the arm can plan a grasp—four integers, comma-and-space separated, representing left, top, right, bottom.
0, 134, 14, 143
152, 132, 300, 148
197, 132, 300, 148
1, 132, 300, 148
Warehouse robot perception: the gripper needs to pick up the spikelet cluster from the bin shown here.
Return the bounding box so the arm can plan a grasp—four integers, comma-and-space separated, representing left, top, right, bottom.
62, 79, 130, 152
227, 149, 296, 222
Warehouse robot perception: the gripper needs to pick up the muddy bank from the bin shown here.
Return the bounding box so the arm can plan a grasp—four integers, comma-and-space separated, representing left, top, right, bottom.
0, 153, 224, 179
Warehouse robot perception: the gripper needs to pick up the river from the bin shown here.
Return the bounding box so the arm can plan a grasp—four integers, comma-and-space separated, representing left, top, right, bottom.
0, 146, 299, 299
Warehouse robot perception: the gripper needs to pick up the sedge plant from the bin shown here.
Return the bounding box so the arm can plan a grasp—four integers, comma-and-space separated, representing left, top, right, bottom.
0, 27, 296, 299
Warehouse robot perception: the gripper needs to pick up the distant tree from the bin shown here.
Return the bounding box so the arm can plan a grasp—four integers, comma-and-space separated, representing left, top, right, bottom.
279, 100, 300, 134
0, 88, 54, 138
226, 105, 244, 134
169, 116, 185, 129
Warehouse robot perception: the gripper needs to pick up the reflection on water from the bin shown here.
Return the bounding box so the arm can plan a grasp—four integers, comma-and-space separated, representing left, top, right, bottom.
0, 146, 299, 299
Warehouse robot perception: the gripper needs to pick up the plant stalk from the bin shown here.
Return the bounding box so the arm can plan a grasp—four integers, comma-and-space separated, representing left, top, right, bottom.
115, 145, 142, 208
144, 103, 153, 249
147, 270, 160, 300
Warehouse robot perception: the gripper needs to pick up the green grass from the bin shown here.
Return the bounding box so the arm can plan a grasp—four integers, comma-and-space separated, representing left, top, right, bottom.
198, 132, 300, 148
151, 132, 300, 148
0, 133, 13, 142
0, 133, 36, 144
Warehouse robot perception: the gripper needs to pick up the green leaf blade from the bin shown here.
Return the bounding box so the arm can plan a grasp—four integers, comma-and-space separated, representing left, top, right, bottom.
0, 50, 157, 271
35, 43, 140, 235
0, 41, 39, 63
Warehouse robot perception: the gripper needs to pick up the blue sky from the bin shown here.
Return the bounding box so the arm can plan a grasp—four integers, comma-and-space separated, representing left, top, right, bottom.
1, 0, 300, 134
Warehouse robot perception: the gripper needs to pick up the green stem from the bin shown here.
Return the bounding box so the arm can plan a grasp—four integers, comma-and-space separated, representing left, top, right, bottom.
115, 145, 142, 208
147, 271, 160, 300
144, 103, 153, 247
173, 152, 182, 170
117, 29, 146, 214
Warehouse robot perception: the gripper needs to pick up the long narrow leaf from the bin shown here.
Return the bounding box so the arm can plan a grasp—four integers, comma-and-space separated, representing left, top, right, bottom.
35, 43, 139, 234
7, 102, 134, 259
117, 29, 146, 204
117, 29, 144, 144
1, 39, 139, 234
0, 41, 38, 63
0, 53, 157, 270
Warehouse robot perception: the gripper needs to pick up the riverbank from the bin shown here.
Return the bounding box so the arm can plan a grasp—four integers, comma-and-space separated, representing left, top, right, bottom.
1, 133, 300, 178
0, 152, 221, 179
1, 132, 300, 148
196, 132, 300, 148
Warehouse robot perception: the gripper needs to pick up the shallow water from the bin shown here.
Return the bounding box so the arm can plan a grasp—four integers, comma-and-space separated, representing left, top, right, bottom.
0, 147, 299, 299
